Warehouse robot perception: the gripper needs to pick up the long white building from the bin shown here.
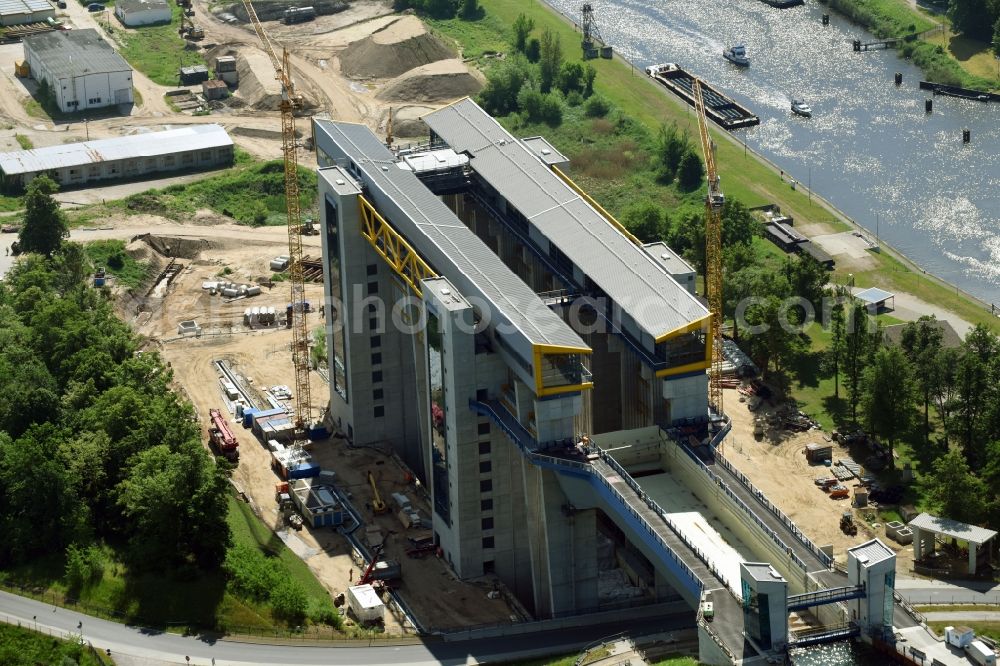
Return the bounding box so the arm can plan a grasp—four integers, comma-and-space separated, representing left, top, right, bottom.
23, 29, 133, 113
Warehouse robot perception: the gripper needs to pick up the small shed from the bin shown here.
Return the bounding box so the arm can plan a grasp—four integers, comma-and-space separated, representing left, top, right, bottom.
202, 79, 228, 100
347, 584, 384, 623
215, 55, 238, 85
289, 477, 343, 527
179, 65, 209, 85
854, 286, 895, 312
909, 512, 997, 575
765, 222, 807, 252
798, 241, 835, 270
0, 0, 54, 26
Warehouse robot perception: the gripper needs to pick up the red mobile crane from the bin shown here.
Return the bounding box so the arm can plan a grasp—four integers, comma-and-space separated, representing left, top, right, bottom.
208, 408, 240, 461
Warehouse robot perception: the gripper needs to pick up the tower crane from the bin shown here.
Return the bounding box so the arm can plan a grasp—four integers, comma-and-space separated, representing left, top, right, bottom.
693, 78, 724, 415
241, 0, 313, 436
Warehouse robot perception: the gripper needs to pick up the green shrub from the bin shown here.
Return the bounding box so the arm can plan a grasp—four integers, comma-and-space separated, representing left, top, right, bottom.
584, 95, 611, 117
565, 90, 583, 107
271, 579, 308, 623
64, 544, 105, 594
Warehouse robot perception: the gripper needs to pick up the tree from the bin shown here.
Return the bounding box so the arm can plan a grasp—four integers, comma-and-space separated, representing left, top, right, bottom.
948, 0, 994, 40
557, 61, 585, 95
861, 345, 917, 465
677, 149, 704, 191
931, 346, 961, 449
825, 298, 847, 398
511, 13, 534, 53
654, 122, 689, 182
526, 37, 541, 63
478, 54, 532, 116
741, 295, 804, 376
459, 0, 479, 20
926, 448, 986, 524
583, 63, 597, 97
19, 175, 69, 258
843, 302, 875, 422
538, 29, 562, 93
621, 202, 665, 243
783, 253, 828, 316
725, 265, 789, 342
953, 324, 998, 465
900, 317, 944, 447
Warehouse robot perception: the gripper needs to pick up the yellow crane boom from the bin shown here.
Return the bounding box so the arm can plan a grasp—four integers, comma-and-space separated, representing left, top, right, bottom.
693, 78, 724, 415
241, 0, 313, 433
368, 471, 389, 515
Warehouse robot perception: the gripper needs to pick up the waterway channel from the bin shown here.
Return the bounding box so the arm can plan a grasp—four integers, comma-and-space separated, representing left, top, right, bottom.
543, 0, 1000, 306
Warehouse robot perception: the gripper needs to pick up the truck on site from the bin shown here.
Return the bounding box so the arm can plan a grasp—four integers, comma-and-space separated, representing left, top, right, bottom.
967, 640, 997, 666
208, 408, 239, 461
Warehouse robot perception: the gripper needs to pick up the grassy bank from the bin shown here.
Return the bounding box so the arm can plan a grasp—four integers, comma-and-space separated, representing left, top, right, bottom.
79, 158, 318, 227
820, 0, 999, 89
83, 239, 149, 288
116, 5, 207, 86
0, 494, 335, 634
0, 624, 109, 666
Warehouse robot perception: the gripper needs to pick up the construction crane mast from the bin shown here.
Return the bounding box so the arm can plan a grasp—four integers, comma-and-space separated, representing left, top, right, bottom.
241, 0, 313, 435
693, 78, 725, 415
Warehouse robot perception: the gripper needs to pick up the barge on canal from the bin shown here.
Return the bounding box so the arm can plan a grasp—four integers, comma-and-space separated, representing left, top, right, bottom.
646, 63, 760, 130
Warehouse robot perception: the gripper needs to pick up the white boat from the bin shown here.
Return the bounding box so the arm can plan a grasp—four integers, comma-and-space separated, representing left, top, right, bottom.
723, 44, 750, 67
791, 99, 812, 117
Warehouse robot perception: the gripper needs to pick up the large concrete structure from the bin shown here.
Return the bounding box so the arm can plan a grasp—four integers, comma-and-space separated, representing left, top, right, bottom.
0, 124, 234, 191
740, 562, 788, 651
0, 0, 53, 26
315, 97, 712, 618
846, 539, 896, 641
23, 29, 133, 113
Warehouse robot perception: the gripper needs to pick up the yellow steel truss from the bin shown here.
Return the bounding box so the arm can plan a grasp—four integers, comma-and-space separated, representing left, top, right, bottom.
358, 195, 437, 297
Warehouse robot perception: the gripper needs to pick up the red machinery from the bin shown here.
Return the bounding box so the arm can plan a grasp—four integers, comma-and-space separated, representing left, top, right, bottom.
208, 408, 240, 461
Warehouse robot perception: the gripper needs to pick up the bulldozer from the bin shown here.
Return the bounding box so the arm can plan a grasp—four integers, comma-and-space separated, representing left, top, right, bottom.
840, 511, 858, 536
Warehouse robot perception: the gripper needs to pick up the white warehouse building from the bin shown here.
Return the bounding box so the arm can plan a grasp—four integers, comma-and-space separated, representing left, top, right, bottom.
23, 29, 133, 113
114, 0, 171, 26
0, 0, 54, 26
0, 124, 234, 191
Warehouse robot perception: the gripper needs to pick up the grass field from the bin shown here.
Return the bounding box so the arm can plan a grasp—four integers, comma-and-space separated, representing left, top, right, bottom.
0, 624, 109, 666
14, 134, 32, 150
929, 621, 1000, 641
83, 239, 149, 288
115, 5, 207, 86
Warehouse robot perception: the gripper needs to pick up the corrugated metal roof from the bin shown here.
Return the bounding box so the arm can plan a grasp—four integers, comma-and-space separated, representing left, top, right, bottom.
0, 0, 51, 16
908, 513, 997, 546
314, 120, 586, 352
116, 0, 169, 13
24, 29, 130, 80
847, 539, 895, 565
424, 98, 709, 342
855, 286, 894, 304
0, 124, 233, 175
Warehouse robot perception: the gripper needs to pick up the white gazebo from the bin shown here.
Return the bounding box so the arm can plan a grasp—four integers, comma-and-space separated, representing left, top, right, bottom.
909, 512, 997, 575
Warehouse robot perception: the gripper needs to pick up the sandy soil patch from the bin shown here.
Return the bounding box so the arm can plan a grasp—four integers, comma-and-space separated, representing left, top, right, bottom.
339, 15, 455, 79
376, 58, 483, 103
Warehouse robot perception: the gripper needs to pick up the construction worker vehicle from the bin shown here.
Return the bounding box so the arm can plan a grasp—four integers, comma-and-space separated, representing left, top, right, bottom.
208, 408, 239, 461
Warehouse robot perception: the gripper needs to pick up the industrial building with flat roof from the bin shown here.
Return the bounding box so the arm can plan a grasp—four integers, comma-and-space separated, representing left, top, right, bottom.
23, 29, 133, 113
0, 124, 234, 190
114, 0, 171, 26
313, 95, 713, 622
0, 0, 53, 26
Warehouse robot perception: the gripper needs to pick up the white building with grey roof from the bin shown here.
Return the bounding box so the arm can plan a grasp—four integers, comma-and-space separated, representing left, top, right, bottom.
0, 124, 233, 191
0, 0, 53, 26
114, 0, 170, 26
23, 28, 133, 114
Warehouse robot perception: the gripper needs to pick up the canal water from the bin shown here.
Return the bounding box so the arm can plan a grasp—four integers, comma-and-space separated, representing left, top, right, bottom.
543, 0, 1000, 305
789, 639, 884, 665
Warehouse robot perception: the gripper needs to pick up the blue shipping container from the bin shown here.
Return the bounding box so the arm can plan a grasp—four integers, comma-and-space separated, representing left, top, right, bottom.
288, 461, 321, 479
307, 424, 331, 440
94, 277, 106, 287
242, 408, 258, 428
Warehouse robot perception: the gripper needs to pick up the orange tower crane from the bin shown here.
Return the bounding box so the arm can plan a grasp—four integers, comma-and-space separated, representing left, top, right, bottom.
693, 78, 725, 415
240, 0, 313, 434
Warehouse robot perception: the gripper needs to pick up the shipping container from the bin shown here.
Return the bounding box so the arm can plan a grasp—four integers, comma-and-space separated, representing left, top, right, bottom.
946, 626, 975, 648
288, 461, 321, 479
966, 640, 996, 666
347, 584, 384, 623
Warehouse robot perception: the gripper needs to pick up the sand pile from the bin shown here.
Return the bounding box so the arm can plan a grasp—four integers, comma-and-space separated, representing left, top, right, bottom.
375, 59, 482, 103
382, 105, 433, 138
232, 48, 317, 111
339, 15, 455, 79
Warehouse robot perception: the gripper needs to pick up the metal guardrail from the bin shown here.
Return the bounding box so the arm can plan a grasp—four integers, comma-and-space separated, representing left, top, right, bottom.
713, 448, 834, 569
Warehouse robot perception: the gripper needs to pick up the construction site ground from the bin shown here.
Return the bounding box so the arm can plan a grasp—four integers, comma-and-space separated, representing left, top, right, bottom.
720, 388, 916, 574
120, 218, 514, 634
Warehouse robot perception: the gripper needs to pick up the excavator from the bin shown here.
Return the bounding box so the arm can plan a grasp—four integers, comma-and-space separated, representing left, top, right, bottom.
368, 470, 389, 515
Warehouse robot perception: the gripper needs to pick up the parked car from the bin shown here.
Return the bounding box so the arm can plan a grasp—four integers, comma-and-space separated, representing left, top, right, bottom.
86, 3, 103, 11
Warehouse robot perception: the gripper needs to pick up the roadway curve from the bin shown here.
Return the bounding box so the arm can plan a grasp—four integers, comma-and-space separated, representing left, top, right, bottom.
0, 591, 692, 665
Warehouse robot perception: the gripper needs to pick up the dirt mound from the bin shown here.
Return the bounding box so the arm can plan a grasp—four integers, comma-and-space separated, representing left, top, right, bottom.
132, 234, 213, 260
382, 104, 433, 138
231, 47, 317, 111
339, 15, 455, 79
375, 59, 482, 103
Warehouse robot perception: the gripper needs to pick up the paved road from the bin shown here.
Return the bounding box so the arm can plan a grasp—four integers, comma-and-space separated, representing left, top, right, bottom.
896, 579, 1000, 605
0, 591, 693, 666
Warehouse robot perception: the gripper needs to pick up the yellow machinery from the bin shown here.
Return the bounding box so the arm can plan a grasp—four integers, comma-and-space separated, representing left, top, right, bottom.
241, 0, 312, 435
693, 78, 724, 415
368, 471, 389, 515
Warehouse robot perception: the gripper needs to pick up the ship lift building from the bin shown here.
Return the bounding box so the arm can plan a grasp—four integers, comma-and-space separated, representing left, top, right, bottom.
312, 98, 924, 663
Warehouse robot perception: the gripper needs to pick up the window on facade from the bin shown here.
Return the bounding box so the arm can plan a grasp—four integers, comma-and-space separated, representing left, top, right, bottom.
480, 479, 492, 493
371, 335, 381, 348
479, 461, 492, 474
483, 560, 495, 575
478, 442, 491, 455
482, 536, 495, 549
374, 406, 384, 418
367, 264, 378, 276
201, 151, 211, 160
480, 498, 493, 511
482, 517, 494, 530
373, 388, 383, 400
477, 422, 490, 435
371, 352, 382, 365
367, 282, 378, 295
372, 370, 383, 383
